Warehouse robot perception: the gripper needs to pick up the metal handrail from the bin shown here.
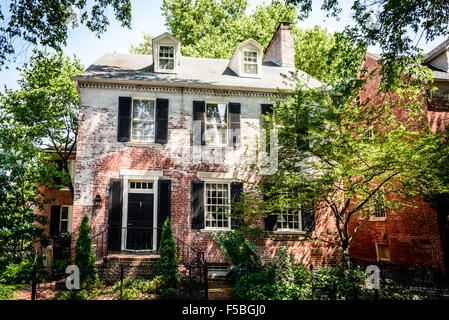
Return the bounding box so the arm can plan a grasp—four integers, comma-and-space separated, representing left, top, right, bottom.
92, 225, 201, 264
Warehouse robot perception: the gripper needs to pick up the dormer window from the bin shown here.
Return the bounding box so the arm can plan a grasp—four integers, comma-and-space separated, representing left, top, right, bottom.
152, 32, 181, 74
243, 51, 258, 74
159, 45, 175, 70
227, 38, 263, 78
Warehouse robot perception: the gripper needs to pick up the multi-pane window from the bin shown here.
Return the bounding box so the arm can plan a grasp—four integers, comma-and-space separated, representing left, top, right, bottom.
205, 183, 231, 229
272, 191, 302, 231
60, 206, 71, 234
276, 205, 302, 231
206, 103, 228, 145
132, 99, 155, 142
159, 46, 175, 70
243, 51, 258, 74
372, 192, 387, 218
129, 181, 154, 193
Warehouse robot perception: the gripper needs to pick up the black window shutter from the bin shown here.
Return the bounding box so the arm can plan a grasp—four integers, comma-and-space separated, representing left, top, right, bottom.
50, 205, 61, 236
157, 180, 171, 247
155, 98, 169, 144
301, 203, 315, 232
117, 97, 132, 142
230, 182, 243, 229
54, 160, 63, 187
261, 104, 273, 116
108, 178, 123, 250
193, 101, 205, 145
228, 103, 241, 147
262, 183, 278, 231
191, 180, 205, 229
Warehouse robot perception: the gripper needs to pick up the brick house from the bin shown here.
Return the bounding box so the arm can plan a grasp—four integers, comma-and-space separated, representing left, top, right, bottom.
348, 42, 449, 271
56, 23, 341, 266
38, 23, 448, 271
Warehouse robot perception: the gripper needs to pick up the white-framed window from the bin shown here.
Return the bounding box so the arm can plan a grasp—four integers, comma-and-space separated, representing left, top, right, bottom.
277, 207, 302, 231
59, 205, 72, 234
243, 50, 258, 75
159, 45, 175, 70
205, 182, 231, 230
205, 102, 228, 145
128, 180, 154, 194
131, 99, 156, 142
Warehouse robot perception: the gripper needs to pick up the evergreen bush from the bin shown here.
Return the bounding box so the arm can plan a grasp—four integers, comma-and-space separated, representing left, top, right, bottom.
74, 213, 97, 284
157, 218, 180, 290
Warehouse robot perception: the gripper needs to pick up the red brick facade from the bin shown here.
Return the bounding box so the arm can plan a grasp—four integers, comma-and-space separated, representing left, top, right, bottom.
348, 54, 449, 269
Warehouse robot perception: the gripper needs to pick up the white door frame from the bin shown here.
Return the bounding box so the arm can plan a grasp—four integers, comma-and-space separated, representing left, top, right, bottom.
119, 169, 163, 252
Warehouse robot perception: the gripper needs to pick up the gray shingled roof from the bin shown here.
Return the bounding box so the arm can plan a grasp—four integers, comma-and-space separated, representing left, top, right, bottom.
72, 53, 325, 93
424, 38, 449, 63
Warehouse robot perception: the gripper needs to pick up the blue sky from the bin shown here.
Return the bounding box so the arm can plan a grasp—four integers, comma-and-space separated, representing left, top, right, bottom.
0, 0, 446, 90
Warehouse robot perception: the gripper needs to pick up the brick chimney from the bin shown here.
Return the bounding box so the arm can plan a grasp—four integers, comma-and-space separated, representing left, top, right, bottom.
263, 22, 295, 67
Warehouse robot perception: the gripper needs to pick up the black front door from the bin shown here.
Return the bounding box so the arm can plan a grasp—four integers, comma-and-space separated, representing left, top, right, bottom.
126, 193, 154, 250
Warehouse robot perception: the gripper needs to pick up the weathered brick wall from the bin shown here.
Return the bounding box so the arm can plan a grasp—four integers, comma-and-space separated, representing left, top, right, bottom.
263, 22, 295, 67
348, 54, 447, 268
72, 84, 340, 266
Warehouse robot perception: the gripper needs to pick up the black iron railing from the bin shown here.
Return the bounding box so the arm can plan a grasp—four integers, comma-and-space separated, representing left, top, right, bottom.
92, 226, 201, 265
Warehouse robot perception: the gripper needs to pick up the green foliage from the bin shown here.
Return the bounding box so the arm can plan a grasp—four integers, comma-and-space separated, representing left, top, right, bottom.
157, 218, 180, 290
59, 280, 102, 300
0, 285, 18, 300
129, 34, 153, 55
273, 246, 294, 286
288, 0, 448, 87
130, 0, 296, 59
0, 0, 132, 68
111, 278, 150, 300
1, 50, 83, 196
159, 287, 180, 300
0, 257, 34, 285
211, 229, 262, 267
294, 25, 366, 89
313, 265, 367, 300
74, 214, 97, 284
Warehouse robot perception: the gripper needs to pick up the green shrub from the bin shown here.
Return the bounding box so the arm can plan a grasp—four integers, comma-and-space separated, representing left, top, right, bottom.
159, 287, 179, 300
148, 275, 164, 294
293, 265, 312, 287
0, 257, 34, 284
59, 280, 102, 300
157, 218, 180, 290
74, 214, 98, 284
313, 265, 367, 300
274, 246, 294, 286
111, 278, 151, 300
211, 230, 262, 267
0, 285, 17, 300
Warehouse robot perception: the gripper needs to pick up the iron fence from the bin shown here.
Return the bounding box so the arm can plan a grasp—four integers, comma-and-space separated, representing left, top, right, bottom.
30, 252, 208, 300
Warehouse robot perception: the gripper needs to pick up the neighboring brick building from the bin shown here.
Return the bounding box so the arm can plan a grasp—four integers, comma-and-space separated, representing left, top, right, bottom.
348, 44, 449, 271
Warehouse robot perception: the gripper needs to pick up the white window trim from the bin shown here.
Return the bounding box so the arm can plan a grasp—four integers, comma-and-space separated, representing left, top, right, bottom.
158, 44, 175, 71
241, 49, 260, 77
275, 204, 303, 232
205, 101, 229, 146
204, 181, 232, 231
120, 173, 159, 252
130, 98, 156, 143
59, 205, 73, 235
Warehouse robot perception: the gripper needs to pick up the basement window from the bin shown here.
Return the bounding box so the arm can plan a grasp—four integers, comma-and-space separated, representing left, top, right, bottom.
376, 243, 390, 261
